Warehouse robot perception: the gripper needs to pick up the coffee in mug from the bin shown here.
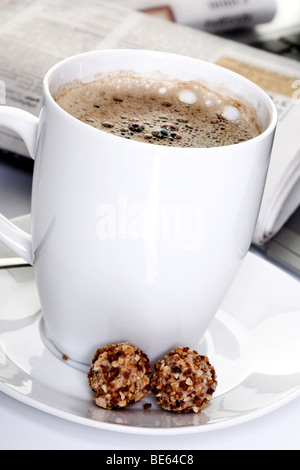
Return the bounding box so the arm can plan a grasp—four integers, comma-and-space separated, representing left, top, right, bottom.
56, 73, 260, 148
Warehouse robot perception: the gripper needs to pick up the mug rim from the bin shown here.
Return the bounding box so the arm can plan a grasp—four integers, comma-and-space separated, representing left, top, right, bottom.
43, 49, 278, 152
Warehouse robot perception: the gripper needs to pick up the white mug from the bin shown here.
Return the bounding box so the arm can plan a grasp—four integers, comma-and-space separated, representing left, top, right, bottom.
0, 50, 277, 364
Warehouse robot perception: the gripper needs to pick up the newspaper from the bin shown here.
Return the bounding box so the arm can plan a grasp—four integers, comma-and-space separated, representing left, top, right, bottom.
111, 0, 278, 33
0, 0, 299, 245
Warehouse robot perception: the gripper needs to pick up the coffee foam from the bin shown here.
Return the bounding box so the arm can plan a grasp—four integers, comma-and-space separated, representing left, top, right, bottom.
56, 72, 260, 148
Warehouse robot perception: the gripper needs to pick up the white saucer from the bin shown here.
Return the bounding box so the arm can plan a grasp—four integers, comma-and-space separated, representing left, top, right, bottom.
0, 217, 300, 435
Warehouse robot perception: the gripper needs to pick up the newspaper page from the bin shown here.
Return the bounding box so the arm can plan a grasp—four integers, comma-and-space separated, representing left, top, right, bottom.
0, 0, 137, 155
0, 0, 299, 245
111, 0, 278, 32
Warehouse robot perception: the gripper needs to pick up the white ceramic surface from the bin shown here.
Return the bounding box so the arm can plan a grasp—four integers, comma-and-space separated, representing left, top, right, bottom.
0, 50, 277, 364
0, 237, 299, 435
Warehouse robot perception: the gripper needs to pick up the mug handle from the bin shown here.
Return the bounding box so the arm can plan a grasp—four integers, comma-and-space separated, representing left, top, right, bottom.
0, 106, 39, 265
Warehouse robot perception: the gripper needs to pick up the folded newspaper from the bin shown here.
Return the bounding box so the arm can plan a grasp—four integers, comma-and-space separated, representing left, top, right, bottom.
0, 0, 299, 246
112, 0, 278, 33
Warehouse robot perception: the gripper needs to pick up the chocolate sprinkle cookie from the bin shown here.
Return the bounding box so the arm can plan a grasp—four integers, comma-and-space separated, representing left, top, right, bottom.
88, 342, 152, 410
151, 346, 217, 413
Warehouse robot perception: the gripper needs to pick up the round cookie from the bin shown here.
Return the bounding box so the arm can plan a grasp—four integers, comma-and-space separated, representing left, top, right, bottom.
151, 346, 217, 413
88, 342, 152, 410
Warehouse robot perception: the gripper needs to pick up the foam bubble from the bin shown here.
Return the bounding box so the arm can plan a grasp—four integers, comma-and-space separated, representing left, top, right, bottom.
159, 87, 167, 94
221, 105, 241, 122
178, 89, 198, 105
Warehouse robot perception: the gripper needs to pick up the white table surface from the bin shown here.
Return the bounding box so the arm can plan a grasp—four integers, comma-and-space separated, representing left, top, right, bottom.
0, 157, 299, 451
